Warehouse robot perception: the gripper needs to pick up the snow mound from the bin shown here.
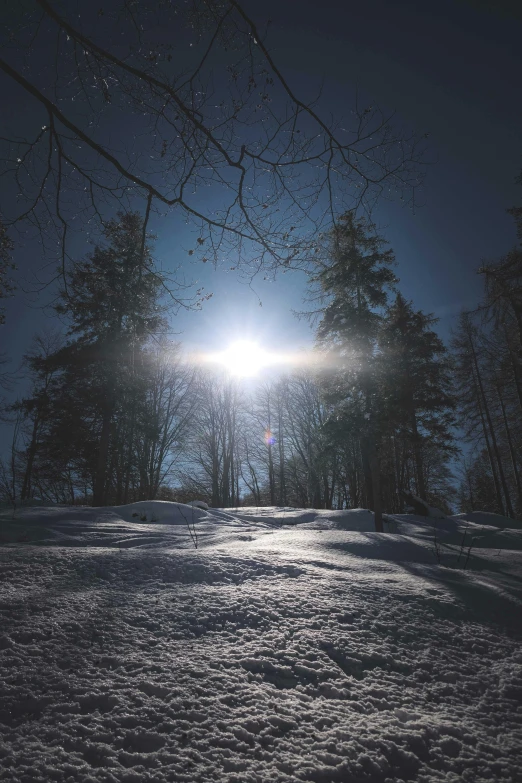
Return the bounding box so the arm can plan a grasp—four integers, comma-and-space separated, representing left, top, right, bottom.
454, 510, 522, 529
114, 500, 208, 525
220, 506, 319, 524
188, 499, 209, 510
221, 506, 377, 530
301, 508, 377, 531
404, 492, 446, 518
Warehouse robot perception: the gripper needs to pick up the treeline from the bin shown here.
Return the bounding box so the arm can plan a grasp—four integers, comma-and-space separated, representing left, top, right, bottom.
1, 192, 521, 520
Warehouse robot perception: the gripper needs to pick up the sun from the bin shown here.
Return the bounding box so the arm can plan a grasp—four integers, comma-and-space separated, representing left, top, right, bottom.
216, 340, 270, 377
200, 338, 306, 377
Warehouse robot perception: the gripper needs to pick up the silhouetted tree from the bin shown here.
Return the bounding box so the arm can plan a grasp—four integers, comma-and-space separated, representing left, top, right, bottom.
134, 343, 199, 501
185, 373, 242, 507
380, 293, 455, 504
16, 214, 166, 505
452, 313, 514, 517
313, 212, 397, 529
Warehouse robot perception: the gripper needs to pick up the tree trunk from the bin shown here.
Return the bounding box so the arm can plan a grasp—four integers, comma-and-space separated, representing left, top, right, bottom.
361, 434, 382, 531
503, 322, 522, 414
470, 341, 514, 517
496, 381, 522, 511
360, 437, 373, 511
466, 467, 475, 510
410, 411, 427, 501
277, 405, 286, 505
468, 333, 506, 516
123, 404, 137, 505
20, 415, 40, 501
267, 442, 276, 505
93, 395, 113, 507
369, 439, 383, 532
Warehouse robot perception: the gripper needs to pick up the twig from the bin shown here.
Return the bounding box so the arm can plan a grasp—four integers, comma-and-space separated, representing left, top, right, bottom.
457, 527, 467, 564
432, 525, 441, 564
176, 503, 198, 549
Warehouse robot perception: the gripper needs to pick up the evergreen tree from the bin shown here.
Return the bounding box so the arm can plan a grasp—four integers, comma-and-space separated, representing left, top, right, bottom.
379, 293, 455, 503
313, 211, 397, 529
45, 213, 164, 505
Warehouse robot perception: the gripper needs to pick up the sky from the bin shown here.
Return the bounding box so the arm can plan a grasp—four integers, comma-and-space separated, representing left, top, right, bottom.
185, 0, 521, 347
1, 0, 522, 373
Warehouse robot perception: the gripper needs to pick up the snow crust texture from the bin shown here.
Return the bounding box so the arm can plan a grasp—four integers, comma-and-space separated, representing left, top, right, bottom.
1, 503, 521, 782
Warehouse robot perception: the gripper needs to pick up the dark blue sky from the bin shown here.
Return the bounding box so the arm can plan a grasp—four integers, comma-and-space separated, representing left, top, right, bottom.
177, 0, 522, 352
3, 0, 522, 367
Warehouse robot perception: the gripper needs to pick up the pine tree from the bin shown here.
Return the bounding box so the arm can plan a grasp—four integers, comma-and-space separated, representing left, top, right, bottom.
379, 293, 455, 504
313, 211, 397, 530
49, 213, 164, 505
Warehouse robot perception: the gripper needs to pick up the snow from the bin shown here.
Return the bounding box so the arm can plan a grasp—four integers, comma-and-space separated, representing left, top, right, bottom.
188, 500, 209, 511
1, 503, 521, 782
454, 510, 522, 530
404, 493, 446, 519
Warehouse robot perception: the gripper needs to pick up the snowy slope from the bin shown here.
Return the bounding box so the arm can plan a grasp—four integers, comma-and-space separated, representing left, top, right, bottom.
1, 503, 521, 782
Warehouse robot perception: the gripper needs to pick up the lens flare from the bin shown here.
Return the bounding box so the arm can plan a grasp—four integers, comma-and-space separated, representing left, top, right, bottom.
265, 429, 275, 446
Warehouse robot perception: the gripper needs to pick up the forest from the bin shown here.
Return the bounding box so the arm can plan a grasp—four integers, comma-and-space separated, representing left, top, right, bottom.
1, 198, 521, 525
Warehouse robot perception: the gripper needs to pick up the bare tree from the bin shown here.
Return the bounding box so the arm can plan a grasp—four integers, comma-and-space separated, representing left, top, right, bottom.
135, 343, 199, 500
0, 409, 23, 512
452, 313, 513, 517
283, 372, 337, 508
1, 0, 425, 280
186, 371, 242, 506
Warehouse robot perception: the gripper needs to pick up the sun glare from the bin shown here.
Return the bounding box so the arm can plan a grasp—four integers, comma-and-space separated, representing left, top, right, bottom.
199, 339, 313, 377
216, 340, 270, 377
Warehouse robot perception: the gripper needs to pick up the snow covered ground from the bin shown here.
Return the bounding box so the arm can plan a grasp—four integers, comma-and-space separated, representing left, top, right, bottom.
1, 502, 521, 782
